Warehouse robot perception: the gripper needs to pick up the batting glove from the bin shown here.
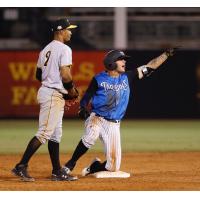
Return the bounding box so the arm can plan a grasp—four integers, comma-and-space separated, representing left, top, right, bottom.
78, 107, 90, 119
165, 46, 181, 57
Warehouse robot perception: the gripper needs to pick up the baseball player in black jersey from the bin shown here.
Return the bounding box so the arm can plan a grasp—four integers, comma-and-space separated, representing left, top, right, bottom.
63, 48, 178, 176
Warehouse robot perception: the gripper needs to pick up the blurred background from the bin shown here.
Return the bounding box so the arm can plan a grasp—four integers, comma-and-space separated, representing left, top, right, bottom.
0, 7, 200, 155
0, 7, 200, 119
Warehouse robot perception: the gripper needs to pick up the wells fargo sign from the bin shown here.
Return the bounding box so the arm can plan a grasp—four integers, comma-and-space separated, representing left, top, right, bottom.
0, 51, 105, 117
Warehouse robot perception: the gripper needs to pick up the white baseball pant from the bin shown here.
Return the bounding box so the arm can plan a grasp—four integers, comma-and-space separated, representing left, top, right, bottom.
82, 112, 121, 171
35, 86, 65, 144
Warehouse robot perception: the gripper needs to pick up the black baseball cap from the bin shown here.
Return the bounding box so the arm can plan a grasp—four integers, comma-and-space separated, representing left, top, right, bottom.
51, 18, 77, 32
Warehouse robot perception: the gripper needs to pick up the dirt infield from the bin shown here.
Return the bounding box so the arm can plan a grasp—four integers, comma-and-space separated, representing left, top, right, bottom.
1, 152, 200, 191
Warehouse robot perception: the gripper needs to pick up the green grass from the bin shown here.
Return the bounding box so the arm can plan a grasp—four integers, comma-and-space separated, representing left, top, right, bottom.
0, 119, 200, 154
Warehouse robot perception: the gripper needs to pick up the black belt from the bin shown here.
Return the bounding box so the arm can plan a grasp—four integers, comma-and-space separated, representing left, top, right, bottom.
45, 86, 64, 95
95, 113, 120, 123
45, 86, 60, 91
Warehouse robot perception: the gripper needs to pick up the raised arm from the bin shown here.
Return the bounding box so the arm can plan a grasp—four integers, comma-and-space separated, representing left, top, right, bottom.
146, 52, 168, 69
137, 47, 179, 79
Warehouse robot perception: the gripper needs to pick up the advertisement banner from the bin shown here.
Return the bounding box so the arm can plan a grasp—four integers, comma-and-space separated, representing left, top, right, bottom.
0, 51, 105, 117
0, 50, 199, 118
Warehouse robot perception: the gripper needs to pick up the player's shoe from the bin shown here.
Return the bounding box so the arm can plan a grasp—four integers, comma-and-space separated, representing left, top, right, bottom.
82, 157, 101, 176
64, 160, 76, 174
51, 167, 78, 181
11, 164, 35, 182
62, 166, 71, 175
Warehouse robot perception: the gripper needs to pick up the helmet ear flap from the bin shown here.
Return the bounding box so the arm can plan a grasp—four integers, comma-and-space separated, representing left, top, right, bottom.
112, 62, 117, 70
108, 62, 117, 70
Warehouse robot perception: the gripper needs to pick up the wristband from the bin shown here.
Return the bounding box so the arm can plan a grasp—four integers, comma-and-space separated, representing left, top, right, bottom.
140, 66, 154, 77
63, 81, 74, 90
141, 66, 148, 75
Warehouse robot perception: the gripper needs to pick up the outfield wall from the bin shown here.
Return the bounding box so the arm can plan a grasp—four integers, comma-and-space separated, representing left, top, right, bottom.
0, 50, 199, 118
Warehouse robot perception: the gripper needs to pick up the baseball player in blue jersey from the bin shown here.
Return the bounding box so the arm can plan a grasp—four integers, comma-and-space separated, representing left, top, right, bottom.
64, 48, 178, 176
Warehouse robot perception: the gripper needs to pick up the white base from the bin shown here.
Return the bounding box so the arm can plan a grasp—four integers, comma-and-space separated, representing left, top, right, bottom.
92, 171, 130, 178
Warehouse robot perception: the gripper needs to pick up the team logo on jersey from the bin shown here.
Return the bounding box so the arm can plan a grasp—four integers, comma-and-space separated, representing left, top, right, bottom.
100, 80, 128, 91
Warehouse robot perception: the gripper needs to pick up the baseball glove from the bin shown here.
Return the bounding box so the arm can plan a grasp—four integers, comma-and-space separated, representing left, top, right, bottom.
63, 87, 79, 100
78, 107, 90, 119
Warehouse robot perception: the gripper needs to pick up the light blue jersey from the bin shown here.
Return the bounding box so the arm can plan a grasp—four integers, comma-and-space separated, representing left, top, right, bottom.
91, 72, 130, 120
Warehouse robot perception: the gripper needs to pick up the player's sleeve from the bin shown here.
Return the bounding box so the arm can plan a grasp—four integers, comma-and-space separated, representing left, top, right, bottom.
36, 51, 43, 68
80, 77, 98, 108
36, 51, 42, 81
60, 47, 72, 68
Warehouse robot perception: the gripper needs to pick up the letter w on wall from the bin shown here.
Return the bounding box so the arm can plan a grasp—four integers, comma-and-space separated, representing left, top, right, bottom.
9, 62, 36, 81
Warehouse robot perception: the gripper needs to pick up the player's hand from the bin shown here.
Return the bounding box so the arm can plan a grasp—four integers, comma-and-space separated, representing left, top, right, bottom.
78, 107, 90, 119
68, 87, 79, 98
63, 87, 79, 100
65, 99, 79, 111
165, 46, 181, 57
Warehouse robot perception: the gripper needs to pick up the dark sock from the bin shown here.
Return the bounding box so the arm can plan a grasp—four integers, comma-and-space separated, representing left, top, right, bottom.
48, 140, 61, 174
90, 161, 107, 173
65, 140, 89, 170
17, 136, 42, 167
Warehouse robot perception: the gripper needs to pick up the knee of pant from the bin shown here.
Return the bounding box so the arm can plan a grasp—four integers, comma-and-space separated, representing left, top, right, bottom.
36, 125, 63, 144
49, 128, 62, 143
35, 130, 53, 144
81, 136, 96, 149
36, 134, 62, 144
35, 135, 47, 144
50, 134, 62, 143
